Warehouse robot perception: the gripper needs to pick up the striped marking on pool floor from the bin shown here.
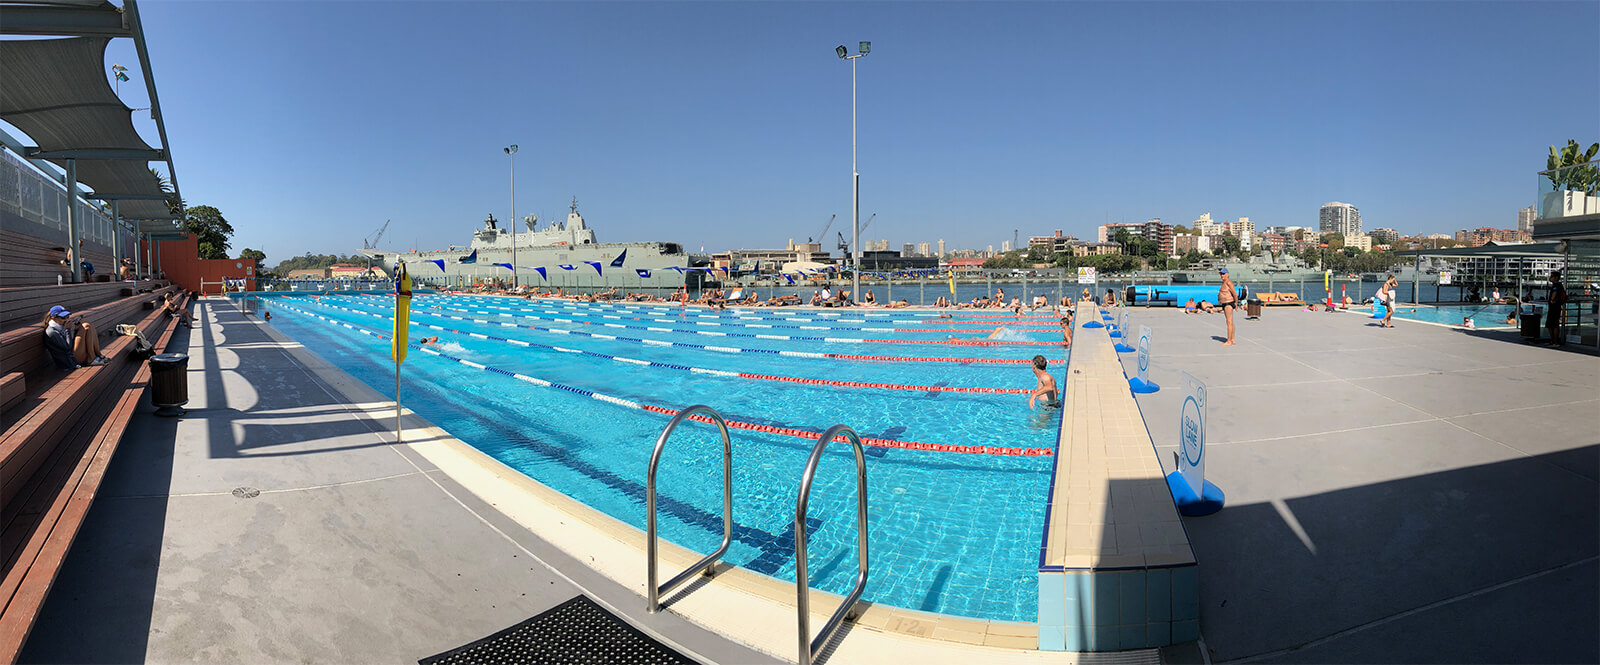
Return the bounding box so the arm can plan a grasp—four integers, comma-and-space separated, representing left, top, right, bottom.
270, 301, 1051, 456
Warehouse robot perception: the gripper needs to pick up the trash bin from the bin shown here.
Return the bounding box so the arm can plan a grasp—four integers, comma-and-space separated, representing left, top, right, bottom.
149, 352, 188, 417
1246, 298, 1263, 319
1519, 311, 1542, 340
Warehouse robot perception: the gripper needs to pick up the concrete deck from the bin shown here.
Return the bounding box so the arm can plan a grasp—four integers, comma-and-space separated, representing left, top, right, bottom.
19, 299, 776, 664
1105, 305, 1599, 663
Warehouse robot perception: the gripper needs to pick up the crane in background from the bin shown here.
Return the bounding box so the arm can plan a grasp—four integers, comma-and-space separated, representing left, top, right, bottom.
808, 214, 836, 244
835, 213, 877, 256
363, 219, 391, 250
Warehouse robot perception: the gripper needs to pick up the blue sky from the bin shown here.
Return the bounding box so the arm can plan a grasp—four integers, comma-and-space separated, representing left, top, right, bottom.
73, 1, 1600, 262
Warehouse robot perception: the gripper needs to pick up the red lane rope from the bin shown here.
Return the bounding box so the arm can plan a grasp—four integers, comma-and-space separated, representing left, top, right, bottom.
638, 405, 1052, 456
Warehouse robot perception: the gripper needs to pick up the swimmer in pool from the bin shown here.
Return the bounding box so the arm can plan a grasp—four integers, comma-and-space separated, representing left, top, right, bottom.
419, 336, 439, 345
1028, 354, 1059, 409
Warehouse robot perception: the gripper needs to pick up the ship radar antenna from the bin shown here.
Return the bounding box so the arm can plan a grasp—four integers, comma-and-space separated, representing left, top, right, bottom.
570, 196, 579, 214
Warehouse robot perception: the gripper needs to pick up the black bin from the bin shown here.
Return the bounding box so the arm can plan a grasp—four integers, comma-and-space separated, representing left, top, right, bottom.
1519, 312, 1542, 339
1246, 299, 1263, 319
149, 352, 188, 417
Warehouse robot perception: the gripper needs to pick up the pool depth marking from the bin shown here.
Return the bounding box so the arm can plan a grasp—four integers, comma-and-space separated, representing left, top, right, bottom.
270, 301, 1051, 457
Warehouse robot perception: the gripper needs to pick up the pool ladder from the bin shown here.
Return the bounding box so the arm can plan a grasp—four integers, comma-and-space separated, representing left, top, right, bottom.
645, 405, 869, 665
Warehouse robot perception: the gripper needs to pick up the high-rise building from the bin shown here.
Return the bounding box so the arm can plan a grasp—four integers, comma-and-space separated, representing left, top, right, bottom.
1517, 206, 1536, 233
1001, 240, 1012, 253
917, 241, 931, 257
1320, 202, 1361, 236
937, 239, 946, 257
1227, 217, 1255, 252
902, 243, 915, 257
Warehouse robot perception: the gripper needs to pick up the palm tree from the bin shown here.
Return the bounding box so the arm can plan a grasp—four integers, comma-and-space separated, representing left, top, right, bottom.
148, 166, 186, 217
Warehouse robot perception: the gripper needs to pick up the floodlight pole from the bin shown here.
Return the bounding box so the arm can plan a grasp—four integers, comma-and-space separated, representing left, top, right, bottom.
506, 144, 518, 287
839, 42, 869, 305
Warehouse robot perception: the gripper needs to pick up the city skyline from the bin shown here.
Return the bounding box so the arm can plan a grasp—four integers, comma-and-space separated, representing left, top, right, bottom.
17, 1, 1595, 261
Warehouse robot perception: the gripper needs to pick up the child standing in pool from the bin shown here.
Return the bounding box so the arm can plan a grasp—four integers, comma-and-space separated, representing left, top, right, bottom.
1028, 355, 1058, 409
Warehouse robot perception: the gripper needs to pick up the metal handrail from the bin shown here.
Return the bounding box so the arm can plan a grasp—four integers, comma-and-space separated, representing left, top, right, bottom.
795, 424, 869, 665
645, 405, 734, 613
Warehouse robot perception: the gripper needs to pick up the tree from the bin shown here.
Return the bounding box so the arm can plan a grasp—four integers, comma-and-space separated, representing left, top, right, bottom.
1218, 232, 1241, 254
239, 248, 266, 264
184, 205, 234, 259
1321, 233, 1344, 250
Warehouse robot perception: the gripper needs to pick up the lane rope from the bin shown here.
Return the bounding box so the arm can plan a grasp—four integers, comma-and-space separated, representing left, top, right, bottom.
270, 301, 1052, 456
293, 296, 1063, 365
279, 299, 1028, 395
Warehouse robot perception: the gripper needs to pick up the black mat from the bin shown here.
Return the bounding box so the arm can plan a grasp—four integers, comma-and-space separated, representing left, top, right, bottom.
419, 595, 696, 665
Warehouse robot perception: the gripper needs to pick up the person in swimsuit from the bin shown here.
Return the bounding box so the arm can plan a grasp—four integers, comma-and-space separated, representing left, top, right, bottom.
1218, 269, 1237, 346
1029, 355, 1059, 409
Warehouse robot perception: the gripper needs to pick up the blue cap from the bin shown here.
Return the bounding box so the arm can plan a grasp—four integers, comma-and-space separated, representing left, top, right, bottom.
48, 305, 71, 318
1218, 268, 1229, 274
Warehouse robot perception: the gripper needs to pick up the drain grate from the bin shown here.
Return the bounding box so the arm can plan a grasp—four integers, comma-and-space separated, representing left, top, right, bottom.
419, 595, 693, 665
231, 487, 260, 499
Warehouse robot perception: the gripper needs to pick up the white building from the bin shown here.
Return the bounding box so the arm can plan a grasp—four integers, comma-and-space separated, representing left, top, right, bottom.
917, 241, 931, 257
937, 239, 946, 257
1193, 213, 1226, 237
1320, 202, 1362, 236
1227, 217, 1255, 251
1517, 206, 1536, 233
1344, 233, 1372, 251
1001, 240, 1012, 252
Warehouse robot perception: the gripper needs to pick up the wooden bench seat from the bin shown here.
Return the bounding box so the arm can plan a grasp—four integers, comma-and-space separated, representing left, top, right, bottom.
0, 228, 121, 290
0, 376, 20, 414
0, 280, 164, 336
0, 285, 179, 381
0, 293, 190, 662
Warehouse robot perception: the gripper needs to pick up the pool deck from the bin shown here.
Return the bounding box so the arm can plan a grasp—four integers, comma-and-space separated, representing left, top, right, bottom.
1105, 304, 1599, 663
16, 296, 1598, 663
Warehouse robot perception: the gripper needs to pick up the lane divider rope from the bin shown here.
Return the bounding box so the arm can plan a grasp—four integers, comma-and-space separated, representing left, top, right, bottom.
360, 295, 1058, 347
290, 296, 1063, 365
270, 301, 1051, 456
279, 299, 1029, 395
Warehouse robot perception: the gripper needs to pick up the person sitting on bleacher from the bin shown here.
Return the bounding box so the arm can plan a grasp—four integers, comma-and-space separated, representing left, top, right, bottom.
43, 305, 109, 370
161, 294, 195, 328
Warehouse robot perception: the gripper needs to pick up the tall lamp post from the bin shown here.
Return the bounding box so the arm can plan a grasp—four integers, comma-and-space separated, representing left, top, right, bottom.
837, 41, 870, 304
504, 144, 518, 286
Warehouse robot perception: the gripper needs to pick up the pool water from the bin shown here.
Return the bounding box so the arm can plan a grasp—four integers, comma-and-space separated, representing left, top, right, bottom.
1387, 304, 1532, 328
248, 293, 1069, 622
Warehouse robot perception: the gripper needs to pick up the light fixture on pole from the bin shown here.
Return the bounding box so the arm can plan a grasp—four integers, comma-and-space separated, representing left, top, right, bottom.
836, 41, 870, 305
504, 144, 518, 286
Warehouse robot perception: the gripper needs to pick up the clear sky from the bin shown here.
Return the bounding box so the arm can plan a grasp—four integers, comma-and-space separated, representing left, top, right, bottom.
64, 1, 1600, 262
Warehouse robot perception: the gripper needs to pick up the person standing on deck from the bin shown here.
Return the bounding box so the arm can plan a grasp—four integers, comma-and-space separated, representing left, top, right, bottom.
1218, 269, 1238, 346
1546, 270, 1567, 346
1378, 274, 1399, 328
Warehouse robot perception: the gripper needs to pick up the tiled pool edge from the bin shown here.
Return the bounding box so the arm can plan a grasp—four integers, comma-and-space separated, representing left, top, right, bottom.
248, 306, 1060, 662
1036, 303, 1200, 652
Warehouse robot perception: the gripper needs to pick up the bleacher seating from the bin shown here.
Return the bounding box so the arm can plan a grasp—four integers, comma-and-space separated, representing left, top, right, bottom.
0, 228, 126, 289
0, 287, 191, 662
0, 280, 164, 335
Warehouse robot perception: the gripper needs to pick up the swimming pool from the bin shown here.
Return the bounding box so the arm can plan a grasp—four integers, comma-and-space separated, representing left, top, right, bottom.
248, 293, 1067, 622
1388, 303, 1534, 328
